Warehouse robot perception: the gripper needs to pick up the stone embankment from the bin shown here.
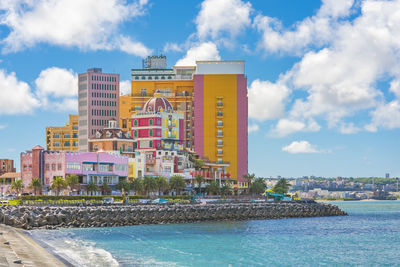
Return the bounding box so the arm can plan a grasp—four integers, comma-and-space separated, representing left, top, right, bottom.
0, 202, 347, 230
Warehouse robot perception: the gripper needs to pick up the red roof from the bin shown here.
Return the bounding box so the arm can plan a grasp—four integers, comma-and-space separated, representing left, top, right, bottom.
32, 145, 44, 150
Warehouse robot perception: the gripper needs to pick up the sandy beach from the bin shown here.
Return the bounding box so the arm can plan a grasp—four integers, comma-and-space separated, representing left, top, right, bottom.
0, 224, 65, 267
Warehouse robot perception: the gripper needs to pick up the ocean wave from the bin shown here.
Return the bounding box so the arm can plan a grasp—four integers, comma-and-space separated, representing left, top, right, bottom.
30, 230, 119, 267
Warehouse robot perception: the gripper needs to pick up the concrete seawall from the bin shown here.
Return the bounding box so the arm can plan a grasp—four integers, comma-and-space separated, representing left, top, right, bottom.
0, 202, 347, 230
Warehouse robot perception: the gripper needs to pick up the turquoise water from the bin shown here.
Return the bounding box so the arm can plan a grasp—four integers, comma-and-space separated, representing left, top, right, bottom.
31, 201, 400, 266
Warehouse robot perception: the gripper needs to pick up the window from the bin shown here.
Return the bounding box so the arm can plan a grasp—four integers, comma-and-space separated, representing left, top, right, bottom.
141, 76, 145, 80
64, 141, 70, 146
46, 164, 49, 170
23, 165, 27, 171
52, 164, 56, 170
135, 76, 139, 80
82, 163, 94, 171
149, 129, 153, 136
149, 119, 153, 126
134, 130, 138, 138
29, 165, 32, 170
58, 163, 62, 170
161, 76, 165, 80
217, 121, 223, 126
217, 100, 223, 107
67, 162, 80, 170
217, 130, 223, 136
73, 141, 78, 147
140, 88, 147, 96
149, 140, 153, 148
148, 76, 152, 80
115, 164, 127, 172
73, 133, 78, 138
99, 164, 112, 172
54, 142, 60, 147
217, 139, 223, 145
217, 110, 223, 117
53, 133, 60, 138
217, 149, 223, 155
217, 158, 223, 163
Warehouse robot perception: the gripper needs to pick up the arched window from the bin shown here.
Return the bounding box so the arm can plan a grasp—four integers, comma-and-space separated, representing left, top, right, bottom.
134, 120, 138, 126
149, 129, 153, 136
149, 119, 153, 126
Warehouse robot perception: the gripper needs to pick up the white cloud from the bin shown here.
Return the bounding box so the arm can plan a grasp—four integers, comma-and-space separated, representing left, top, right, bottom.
270, 118, 320, 137
117, 36, 152, 57
254, 0, 354, 55
256, 0, 400, 135
0, 124, 7, 130
120, 80, 131, 96
35, 67, 77, 111
248, 79, 290, 121
282, 141, 323, 154
0, 0, 151, 54
196, 0, 252, 40
248, 124, 259, 133
176, 42, 221, 66
0, 69, 40, 115
365, 101, 400, 132
163, 42, 183, 53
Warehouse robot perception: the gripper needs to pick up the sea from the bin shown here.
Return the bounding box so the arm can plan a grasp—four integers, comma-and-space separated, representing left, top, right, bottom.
29, 201, 400, 266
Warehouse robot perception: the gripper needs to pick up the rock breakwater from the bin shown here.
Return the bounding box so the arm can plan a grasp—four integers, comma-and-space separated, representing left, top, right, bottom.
0, 202, 347, 230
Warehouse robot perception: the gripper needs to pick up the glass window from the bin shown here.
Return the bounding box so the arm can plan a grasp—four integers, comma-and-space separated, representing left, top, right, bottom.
217, 100, 223, 107
149, 140, 153, 148
58, 163, 62, 170
149, 119, 153, 125
64, 141, 70, 146
134, 130, 137, 137
53, 133, 60, 138
217, 121, 223, 126
217, 158, 223, 163
73, 133, 78, 138
149, 129, 153, 136
67, 162, 80, 170
135, 76, 139, 80
217, 130, 223, 136
140, 88, 147, 96
52, 164, 56, 170
46, 164, 49, 170
217, 110, 223, 117
217, 139, 223, 145
217, 149, 223, 154
54, 142, 60, 147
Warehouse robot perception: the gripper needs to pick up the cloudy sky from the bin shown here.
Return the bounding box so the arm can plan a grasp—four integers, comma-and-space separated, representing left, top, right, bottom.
0, 0, 399, 178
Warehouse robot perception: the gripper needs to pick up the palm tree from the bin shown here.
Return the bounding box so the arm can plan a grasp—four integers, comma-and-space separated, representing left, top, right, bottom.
243, 173, 256, 194
221, 183, 233, 196
101, 180, 111, 195
143, 176, 157, 196
86, 181, 98, 196
66, 174, 80, 195
272, 178, 290, 194
250, 178, 267, 195
11, 180, 24, 196
29, 177, 42, 196
206, 181, 220, 195
169, 175, 186, 196
195, 175, 205, 194
155, 176, 169, 196
116, 180, 130, 194
51, 176, 67, 196
130, 178, 144, 195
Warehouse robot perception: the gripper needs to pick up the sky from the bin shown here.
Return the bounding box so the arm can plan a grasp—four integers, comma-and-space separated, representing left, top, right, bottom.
0, 0, 400, 178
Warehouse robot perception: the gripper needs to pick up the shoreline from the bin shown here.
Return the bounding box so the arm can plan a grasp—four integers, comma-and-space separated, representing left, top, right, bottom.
0, 224, 66, 266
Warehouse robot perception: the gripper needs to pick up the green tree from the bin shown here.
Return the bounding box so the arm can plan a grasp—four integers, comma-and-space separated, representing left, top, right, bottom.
206, 181, 220, 195
193, 158, 204, 170
130, 178, 144, 195
272, 178, 290, 195
51, 176, 67, 196
143, 176, 157, 196
155, 176, 169, 196
66, 174, 80, 195
11, 179, 24, 196
221, 183, 233, 196
250, 178, 267, 195
29, 177, 42, 196
101, 180, 111, 195
116, 179, 130, 194
169, 175, 186, 195
86, 181, 98, 196
195, 175, 205, 194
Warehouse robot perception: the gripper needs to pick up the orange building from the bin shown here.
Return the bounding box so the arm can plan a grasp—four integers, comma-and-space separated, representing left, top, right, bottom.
120, 94, 132, 133
46, 114, 79, 151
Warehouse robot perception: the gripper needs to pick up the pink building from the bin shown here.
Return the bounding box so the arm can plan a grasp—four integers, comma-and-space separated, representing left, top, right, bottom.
20, 145, 128, 195
78, 68, 120, 152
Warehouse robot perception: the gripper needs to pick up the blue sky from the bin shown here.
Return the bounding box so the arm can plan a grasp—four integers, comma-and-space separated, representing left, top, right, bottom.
0, 0, 400, 178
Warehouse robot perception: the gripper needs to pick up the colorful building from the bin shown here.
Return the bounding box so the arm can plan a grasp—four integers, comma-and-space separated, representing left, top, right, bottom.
119, 94, 132, 133
46, 114, 79, 151
0, 172, 20, 195
131, 55, 195, 150
0, 159, 16, 176
88, 119, 136, 158
20, 145, 128, 195
193, 61, 248, 182
78, 68, 120, 152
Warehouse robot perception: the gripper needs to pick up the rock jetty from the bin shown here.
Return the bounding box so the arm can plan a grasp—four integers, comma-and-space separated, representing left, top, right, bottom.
0, 202, 347, 230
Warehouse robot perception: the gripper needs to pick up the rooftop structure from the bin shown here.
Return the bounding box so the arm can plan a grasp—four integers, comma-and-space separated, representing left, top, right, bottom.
0, 159, 16, 176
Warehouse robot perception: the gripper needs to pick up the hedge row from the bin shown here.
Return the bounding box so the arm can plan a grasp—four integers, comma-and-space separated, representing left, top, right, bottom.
20, 195, 192, 201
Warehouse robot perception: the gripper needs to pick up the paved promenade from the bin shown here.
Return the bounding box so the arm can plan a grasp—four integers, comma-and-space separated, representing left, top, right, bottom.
0, 225, 65, 267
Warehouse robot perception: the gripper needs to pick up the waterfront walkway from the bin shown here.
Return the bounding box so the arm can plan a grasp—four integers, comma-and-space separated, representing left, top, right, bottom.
0, 225, 65, 267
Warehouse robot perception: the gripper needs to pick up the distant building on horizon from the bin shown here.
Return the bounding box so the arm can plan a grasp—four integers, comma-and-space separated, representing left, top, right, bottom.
0, 159, 16, 176
78, 68, 120, 152
46, 114, 79, 151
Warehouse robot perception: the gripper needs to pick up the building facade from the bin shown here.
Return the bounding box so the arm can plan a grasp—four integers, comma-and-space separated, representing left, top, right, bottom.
0, 172, 20, 195
88, 119, 136, 158
78, 68, 120, 152
46, 114, 79, 151
0, 159, 16, 176
21, 145, 128, 194
193, 61, 248, 182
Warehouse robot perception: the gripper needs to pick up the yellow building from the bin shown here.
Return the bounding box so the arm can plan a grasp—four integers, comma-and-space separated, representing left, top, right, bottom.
120, 94, 132, 133
46, 115, 79, 151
